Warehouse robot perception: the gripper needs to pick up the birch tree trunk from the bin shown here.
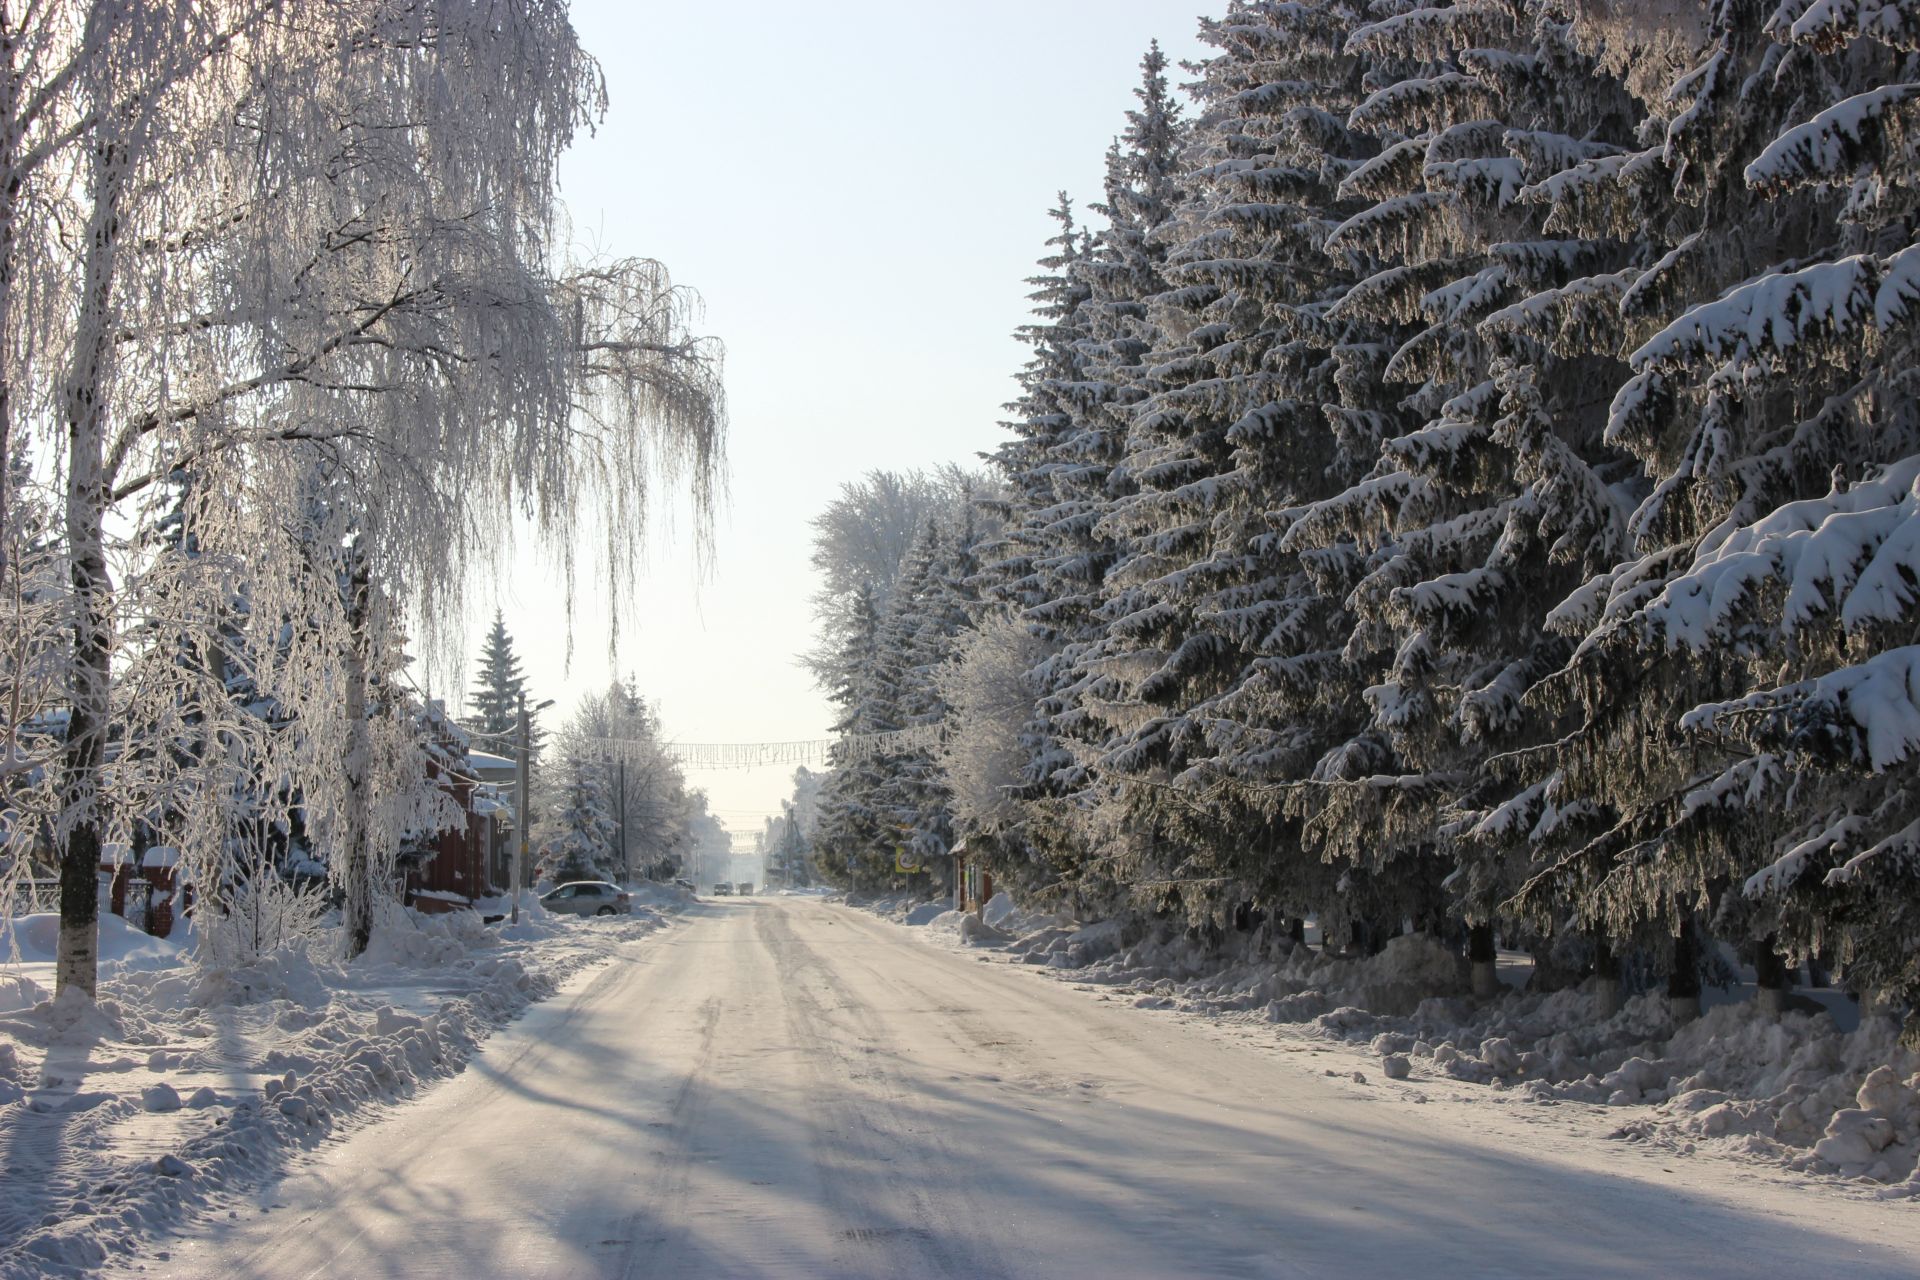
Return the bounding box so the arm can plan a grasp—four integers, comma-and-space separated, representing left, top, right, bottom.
340, 551, 373, 959
0, 12, 20, 588
55, 135, 130, 999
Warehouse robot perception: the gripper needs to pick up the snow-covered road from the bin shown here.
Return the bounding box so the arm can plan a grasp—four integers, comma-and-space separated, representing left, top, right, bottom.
140, 899, 1920, 1278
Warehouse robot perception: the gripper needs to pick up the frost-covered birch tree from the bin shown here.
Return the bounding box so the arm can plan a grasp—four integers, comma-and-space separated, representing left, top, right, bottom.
17, 0, 725, 994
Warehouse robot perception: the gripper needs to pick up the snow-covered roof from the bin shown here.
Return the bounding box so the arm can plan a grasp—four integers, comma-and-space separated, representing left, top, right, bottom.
473, 793, 514, 819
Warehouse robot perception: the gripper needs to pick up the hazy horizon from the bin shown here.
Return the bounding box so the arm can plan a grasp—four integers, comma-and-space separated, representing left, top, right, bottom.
462, 1, 1214, 843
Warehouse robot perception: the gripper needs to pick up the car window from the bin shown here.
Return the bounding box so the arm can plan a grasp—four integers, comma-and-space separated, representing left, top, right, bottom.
549, 886, 574, 899
581, 884, 604, 896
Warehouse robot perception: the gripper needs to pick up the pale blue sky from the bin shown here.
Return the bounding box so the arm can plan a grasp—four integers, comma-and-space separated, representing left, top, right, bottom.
483, 1, 1212, 838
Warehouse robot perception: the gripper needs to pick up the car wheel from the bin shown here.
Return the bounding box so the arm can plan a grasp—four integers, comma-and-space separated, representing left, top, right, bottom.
595, 905, 616, 916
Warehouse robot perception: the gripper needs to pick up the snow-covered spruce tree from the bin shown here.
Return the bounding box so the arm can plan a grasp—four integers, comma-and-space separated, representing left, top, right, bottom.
34, 0, 726, 990
975, 48, 1195, 911
1031, 47, 1187, 749
111, 466, 279, 937
468, 612, 533, 743
1509, 1, 1920, 1024
1506, 0, 1884, 1008
970, 195, 1104, 896
1061, 0, 1382, 931
1276, 0, 1639, 976
814, 585, 900, 890
875, 513, 986, 889
978, 195, 1097, 625
536, 753, 620, 885
868, 526, 949, 889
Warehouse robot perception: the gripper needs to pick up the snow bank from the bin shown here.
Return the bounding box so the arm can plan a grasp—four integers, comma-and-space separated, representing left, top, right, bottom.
6, 913, 183, 969
0, 899, 682, 1276
886, 897, 1920, 1195
627, 880, 697, 911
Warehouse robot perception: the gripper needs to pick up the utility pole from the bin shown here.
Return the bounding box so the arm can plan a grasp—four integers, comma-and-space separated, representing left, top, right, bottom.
513, 693, 529, 925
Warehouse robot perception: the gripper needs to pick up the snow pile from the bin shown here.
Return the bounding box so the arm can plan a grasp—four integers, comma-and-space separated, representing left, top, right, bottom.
5, 913, 184, 970
926, 903, 1920, 1192
988, 914, 1467, 1020
627, 880, 697, 911
854, 891, 937, 923
902, 902, 950, 927
0, 900, 680, 1277
886, 891, 1073, 948
1608, 1005, 1920, 1195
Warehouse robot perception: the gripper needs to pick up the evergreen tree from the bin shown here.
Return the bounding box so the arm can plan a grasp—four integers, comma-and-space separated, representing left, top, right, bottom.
1035, 43, 1189, 800
815, 586, 899, 888
469, 611, 530, 740
1066, 0, 1380, 927
1281, 0, 1640, 965
537, 756, 620, 884
876, 513, 987, 885
978, 195, 1096, 622
806, 0, 1920, 1038
1521, 0, 1920, 1018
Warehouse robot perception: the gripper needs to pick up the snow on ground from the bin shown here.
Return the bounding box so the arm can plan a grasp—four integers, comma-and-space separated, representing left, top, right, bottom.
862, 891, 1920, 1202
0, 890, 683, 1278
112, 898, 1920, 1278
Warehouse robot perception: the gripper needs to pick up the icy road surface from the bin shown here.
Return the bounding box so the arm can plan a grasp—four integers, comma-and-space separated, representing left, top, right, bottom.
143, 899, 1919, 1279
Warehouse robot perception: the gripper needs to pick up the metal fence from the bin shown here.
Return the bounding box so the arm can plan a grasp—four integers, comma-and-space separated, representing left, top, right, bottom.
7, 878, 59, 914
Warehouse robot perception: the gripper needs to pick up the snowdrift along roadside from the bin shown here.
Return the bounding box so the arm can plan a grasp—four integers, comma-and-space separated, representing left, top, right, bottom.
0, 895, 681, 1277
872, 893, 1920, 1199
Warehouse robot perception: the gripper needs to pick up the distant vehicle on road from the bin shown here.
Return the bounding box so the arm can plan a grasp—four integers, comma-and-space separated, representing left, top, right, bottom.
541, 881, 632, 916
710, 882, 733, 896
736, 882, 753, 895
672, 878, 696, 892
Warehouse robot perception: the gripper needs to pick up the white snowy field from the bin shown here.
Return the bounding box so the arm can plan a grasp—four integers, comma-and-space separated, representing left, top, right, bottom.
0, 891, 687, 1278
90, 896, 1920, 1279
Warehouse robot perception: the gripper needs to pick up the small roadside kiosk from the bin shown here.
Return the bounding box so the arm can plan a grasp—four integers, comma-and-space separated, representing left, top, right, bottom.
950, 839, 993, 915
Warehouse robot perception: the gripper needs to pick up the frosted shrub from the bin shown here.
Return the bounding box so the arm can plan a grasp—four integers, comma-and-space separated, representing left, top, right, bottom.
198, 873, 334, 970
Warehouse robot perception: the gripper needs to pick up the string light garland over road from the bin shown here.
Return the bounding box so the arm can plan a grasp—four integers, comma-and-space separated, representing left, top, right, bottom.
586, 723, 946, 770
